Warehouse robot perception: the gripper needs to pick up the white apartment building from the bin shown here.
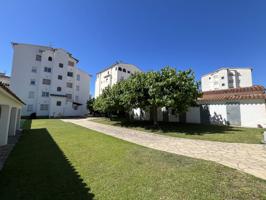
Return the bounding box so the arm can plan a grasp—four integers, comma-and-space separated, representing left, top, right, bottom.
0, 73, 10, 87
10, 42, 91, 117
201, 67, 253, 92
95, 62, 141, 97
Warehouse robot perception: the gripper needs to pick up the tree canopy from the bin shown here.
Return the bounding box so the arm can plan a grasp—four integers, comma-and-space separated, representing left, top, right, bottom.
93, 66, 200, 124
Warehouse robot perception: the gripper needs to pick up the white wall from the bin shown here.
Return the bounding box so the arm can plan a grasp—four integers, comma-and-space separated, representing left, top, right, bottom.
208, 103, 228, 125
240, 99, 266, 128
201, 68, 252, 92
95, 63, 141, 97
10, 43, 90, 117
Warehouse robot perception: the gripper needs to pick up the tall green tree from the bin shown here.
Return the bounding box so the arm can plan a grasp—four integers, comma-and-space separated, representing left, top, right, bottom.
93, 66, 199, 125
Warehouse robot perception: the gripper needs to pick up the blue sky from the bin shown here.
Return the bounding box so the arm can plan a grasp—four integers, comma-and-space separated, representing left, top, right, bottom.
0, 0, 266, 96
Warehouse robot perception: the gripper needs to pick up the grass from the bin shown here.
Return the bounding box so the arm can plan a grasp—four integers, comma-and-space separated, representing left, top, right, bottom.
91, 117, 264, 144
0, 119, 266, 200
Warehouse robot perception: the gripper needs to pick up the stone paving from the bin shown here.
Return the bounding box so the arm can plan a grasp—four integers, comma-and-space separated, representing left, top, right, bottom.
62, 119, 266, 180
0, 131, 21, 170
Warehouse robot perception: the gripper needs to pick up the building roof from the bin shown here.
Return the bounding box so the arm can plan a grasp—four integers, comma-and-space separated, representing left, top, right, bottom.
12, 42, 79, 63
0, 82, 25, 104
96, 61, 142, 75
198, 85, 266, 102
202, 67, 253, 77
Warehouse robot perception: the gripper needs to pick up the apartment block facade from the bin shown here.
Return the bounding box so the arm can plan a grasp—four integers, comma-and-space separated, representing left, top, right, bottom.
10, 43, 90, 117
201, 68, 253, 92
95, 62, 141, 97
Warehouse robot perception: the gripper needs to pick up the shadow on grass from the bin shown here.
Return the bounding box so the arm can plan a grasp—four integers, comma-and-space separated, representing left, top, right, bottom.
0, 128, 94, 200
108, 118, 243, 136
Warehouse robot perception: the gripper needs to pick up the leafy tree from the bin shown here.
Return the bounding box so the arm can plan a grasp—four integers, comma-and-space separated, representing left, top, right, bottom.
87, 98, 95, 114
93, 66, 199, 125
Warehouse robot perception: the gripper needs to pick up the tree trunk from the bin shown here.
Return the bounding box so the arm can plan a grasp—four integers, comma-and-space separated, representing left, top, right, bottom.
153, 106, 158, 126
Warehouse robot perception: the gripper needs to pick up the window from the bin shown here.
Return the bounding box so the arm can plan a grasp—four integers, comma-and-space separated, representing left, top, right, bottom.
209, 77, 211, 80
59, 63, 64, 68
72, 104, 78, 110
58, 75, 63, 80
76, 85, 80, 91
66, 82, 73, 88
171, 109, 176, 115
28, 91, 34, 99
44, 67, 52, 73
76, 74, 80, 81
222, 83, 225, 86
68, 61, 74, 67
40, 104, 49, 111
66, 93, 72, 100
221, 76, 224, 79
127, 70, 130, 74
42, 91, 49, 97
57, 87, 62, 92
67, 72, 73, 77
31, 66, 37, 73
48, 56, 52, 61
30, 79, 36, 85
56, 101, 62, 106
115, 67, 117, 71
118, 67, 122, 71
123, 68, 126, 72
42, 79, 51, 85
36, 55, 42, 61
27, 105, 33, 112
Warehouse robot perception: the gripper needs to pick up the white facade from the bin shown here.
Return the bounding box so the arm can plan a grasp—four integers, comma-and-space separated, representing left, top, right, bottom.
10, 43, 91, 117
0, 83, 23, 146
199, 100, 266, 128
95, 62, 141, 97
0, 73, 10, 87
201, 68, 253, 92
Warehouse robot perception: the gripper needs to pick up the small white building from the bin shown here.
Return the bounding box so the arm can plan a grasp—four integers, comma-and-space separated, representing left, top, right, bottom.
201, 68, 253, 92
95, 62, 141, 97
0, 73, 10, 87
0, 82, 24, 146
132, 85, 266, 128
198, 85, 266, 128
10, 42, 91, 117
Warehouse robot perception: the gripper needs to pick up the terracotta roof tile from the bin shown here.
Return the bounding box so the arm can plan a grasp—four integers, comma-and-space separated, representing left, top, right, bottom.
198, 85, 266, 102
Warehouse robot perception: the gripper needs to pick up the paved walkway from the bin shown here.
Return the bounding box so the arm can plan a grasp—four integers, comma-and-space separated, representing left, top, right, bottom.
62, 119, 266, 180
0, 131, 22, 170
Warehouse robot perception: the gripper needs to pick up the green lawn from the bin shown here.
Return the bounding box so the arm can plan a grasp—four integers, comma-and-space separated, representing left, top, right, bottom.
91, 117, 264, 144
0, 119, 266, 200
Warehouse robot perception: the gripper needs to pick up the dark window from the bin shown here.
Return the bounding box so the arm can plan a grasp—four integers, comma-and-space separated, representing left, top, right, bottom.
44, 67, 52, 73
42, 79, 51, 85
77, 74, 80, 81
209, 77, 211, 80
221, 76, 224, 79
58, 75, 63, 80
42, 91, 49, 97
30, 79, 36, 85
48, 56, 52, 61
59, 63, 64, 68
56, 101, 61, 106
67, 72, 73, 77
127, 70, 130, 74
222, 83, 225, 86
123, 68, 126, 72
36, 55, 42, 61
57, 87, 62, 92
118, 67, 122, 71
